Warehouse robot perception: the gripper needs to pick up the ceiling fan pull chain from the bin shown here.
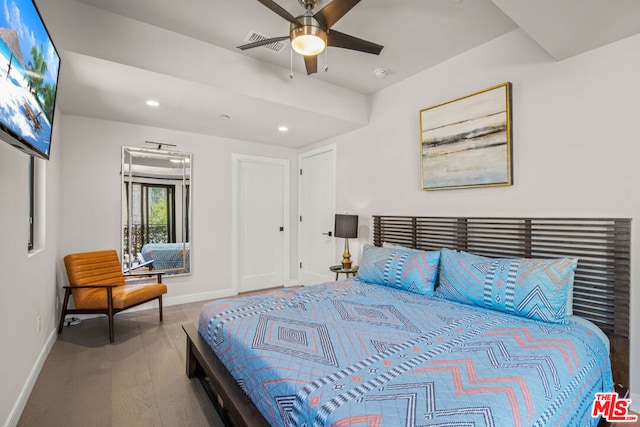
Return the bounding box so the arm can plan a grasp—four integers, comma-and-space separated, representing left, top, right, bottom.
324, 43, 329, 72
290, 47, 294, 79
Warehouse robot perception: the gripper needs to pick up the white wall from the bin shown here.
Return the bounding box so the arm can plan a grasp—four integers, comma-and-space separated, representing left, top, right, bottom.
59, 116, 300, 305
0, 117, 62, 424
310, 29, 640, 409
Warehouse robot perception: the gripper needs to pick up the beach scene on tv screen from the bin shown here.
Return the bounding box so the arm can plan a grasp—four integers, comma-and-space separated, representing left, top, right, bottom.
0, 0, 59, 156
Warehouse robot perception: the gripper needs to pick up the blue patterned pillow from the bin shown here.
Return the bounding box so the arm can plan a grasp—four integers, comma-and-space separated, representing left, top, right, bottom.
434, 248, 577, 323
356, 244, 441, 295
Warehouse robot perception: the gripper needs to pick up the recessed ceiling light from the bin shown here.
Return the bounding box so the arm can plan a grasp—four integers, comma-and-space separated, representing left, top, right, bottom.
146, 99, 160, 107
278, 126, 289, 132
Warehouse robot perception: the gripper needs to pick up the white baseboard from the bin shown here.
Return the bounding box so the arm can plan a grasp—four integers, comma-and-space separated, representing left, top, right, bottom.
164, 289, 238, 306
124, 288, 239, 314
4, 328, 57, 427
630, 391, 640, 413
61, 289, 240, 322
284, 279, 301, 288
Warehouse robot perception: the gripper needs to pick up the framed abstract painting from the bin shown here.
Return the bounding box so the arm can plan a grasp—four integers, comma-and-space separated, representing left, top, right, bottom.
420, 82, 512, 190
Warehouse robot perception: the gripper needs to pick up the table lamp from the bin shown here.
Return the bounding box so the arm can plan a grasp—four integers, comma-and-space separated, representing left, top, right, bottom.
334, 214, 358, 269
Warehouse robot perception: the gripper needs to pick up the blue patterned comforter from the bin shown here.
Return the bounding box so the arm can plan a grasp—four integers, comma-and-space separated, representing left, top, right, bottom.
198, 281, 612, 427
141, 242, 190, 272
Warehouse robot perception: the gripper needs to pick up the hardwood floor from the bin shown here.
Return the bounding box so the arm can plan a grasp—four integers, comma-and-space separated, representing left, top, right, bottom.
18, 300, 223, 427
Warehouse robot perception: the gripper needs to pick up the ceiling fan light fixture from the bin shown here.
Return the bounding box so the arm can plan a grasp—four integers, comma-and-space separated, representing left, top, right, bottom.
291, 34, 326, 55
290, 17, 326, 56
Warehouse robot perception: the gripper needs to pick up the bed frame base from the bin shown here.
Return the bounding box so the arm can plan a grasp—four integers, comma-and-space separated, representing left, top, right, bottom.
183, 324, 270, 427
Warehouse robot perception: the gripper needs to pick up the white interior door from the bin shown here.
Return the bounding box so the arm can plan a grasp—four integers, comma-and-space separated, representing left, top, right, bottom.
298, 145, 336, 285
233, 155, 289, 293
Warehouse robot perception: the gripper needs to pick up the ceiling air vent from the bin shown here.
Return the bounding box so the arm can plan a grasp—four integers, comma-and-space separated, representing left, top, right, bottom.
244, 30, 287, 53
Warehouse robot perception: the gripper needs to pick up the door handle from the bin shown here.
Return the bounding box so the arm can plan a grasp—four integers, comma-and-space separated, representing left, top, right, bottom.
322, 231, 333, 236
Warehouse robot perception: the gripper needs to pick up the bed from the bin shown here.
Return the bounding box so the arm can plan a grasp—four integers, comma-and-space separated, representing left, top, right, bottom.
184, 216, 630, 427
141, 242, 190, 273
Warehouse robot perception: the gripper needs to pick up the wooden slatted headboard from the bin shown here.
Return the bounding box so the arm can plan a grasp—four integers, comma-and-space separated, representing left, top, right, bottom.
372, 216, 631, 388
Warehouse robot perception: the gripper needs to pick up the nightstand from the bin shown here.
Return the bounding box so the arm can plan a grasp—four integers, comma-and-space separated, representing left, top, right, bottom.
329, 265, 358, 280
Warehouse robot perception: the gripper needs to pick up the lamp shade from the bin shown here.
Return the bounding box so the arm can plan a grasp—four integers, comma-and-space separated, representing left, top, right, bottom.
334, 214, 358, 238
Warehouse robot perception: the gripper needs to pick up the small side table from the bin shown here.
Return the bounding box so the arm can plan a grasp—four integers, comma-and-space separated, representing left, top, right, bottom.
330, 265, 359, 280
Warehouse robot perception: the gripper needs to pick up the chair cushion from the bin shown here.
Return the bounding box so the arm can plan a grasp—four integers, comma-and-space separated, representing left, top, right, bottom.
73, 283, 168, 310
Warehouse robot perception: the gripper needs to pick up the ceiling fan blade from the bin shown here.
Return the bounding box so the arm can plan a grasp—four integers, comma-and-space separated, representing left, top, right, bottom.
327, 30, 383, 55
237, 35, 289, 50
304, 55, 318, 75
314, 0, 361, 28
257, 0, 300, 26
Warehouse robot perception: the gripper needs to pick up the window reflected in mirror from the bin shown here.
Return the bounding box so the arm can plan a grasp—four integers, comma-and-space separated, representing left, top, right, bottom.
122, 146, 191, 275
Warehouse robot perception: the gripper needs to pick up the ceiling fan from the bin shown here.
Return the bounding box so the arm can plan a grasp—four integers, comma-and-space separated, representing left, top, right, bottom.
237, 0, 384, 75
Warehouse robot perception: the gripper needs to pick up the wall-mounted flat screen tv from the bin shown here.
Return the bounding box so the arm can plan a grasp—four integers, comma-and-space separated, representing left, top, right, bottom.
0, 0, 60, 160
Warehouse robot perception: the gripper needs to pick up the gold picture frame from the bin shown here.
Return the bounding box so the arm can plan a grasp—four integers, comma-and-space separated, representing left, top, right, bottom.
420, 82, 512, 190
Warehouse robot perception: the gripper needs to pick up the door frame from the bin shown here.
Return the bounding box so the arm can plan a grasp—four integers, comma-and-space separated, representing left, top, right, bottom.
297, 144, 337, 285
231, 153, 290, 294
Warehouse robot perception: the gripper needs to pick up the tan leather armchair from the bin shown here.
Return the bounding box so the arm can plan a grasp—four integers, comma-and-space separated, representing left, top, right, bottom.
58, 250, 168, 343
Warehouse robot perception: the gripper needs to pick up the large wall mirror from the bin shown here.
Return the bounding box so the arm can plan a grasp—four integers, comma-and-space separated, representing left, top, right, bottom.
121, 146, 192, 275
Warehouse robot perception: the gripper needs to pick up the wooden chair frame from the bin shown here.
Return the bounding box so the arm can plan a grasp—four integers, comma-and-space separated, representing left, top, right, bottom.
58, 272, 165, 343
